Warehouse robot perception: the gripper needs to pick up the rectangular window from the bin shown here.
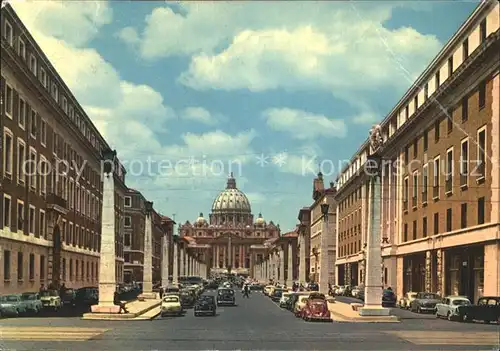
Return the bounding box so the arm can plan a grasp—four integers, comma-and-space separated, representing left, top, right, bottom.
423, 130, 428, 151
29, 149, 37, 190
125, 196, 132, 207
29, 54, 37, 76
412, 172, 418, 207
5, 84, 13, 117
39, 159, 47, 195
424, 83, 428, 100
124, 233, 131, 246
446, 208, 452, 232
446, 148, 453, 194
29, 206, 36, 234
39, 210, 46, 238
17, 201, 24, 232
447, 111, 453, 134
422, 164, 428, 203
422, 217, 427, 237
30, 110, 37, 138
403, 223, 408, 242
414, 95, 418, 111
4, 250, 11, 281
40, 119, 47, 146
124, 216, 131, 227
463, 38, 469, 59
461, 203, 467, 229
17, 252, 23, 281
18, 38, 26, 59
40, 255, 45, 280
460, 139, 469, 186
480, 19, 487, 43
448, 56, 453, 77
404, 146, 409, 164
62, 96, 68, 114
433, 156, 440, 198
51, 83, 59, 102
435, 71, 440, 90
413, 138, 418, 158
478, 81, 486, 110
3, 195, 11, 229
434, 212, 439, 235
18, 98, 26, 129
477, 127, 486, 179
477, 197, 485, 225
412, 220, 417, 240
461, 96, 468, 122
405, 105, 409, 120
29, 253, 35, 281
40, 68, 47, 88
403, 177, 409, 211
4, 20, 13, 46
17, 140, 26, 184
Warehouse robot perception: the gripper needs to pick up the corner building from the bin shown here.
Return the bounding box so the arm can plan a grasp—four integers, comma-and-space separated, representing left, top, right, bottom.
178, 174, 280, 277
335, 1, 499, 302
1, 4, 127, 293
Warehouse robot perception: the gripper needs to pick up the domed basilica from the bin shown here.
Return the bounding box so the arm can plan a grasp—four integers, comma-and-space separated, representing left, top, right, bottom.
178, 173, 280, 276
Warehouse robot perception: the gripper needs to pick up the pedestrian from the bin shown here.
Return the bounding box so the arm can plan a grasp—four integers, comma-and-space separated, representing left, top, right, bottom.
243, 284, 250, 298
114, 291, 129, 314
159, 286, 164, 299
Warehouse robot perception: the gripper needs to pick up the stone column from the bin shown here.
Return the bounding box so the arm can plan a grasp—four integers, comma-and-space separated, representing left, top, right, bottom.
161, 234, 169, 287
92, 151, 117, 313
299, 230, 307, 284
142, 202, 154, 295
360, 174, 389, 316
181, 247, 186, 276
319, 203, 330, 295
279, 250, 285, 285
173, 240, 179, 284
286, 242, 293, 287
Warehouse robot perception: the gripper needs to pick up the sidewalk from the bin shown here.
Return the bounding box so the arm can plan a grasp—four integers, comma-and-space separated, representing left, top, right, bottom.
82, 299, 161, 321
327, 300, 399, 323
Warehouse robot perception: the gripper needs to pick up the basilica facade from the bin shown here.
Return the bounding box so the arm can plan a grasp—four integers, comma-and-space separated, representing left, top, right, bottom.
178, 174, 280, 276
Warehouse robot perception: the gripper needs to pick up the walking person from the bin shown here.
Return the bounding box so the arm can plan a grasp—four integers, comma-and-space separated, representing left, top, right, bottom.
243, 284, 250, 298
114, 291, 129, 314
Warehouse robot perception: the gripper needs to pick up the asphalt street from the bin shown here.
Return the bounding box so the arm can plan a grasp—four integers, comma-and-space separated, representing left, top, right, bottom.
1, 290, 499, 350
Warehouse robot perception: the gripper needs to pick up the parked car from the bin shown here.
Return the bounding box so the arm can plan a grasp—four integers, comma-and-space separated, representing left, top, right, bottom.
20, 292, 43, 315
194, 295, 216, 317
294, 295, 311, 317
285, 292, 306, 311
351, 286, 364, 299
271, 289, 283, 302
382, 289, 397, 307
61, 288, 77, 307
75, 287, 98, 308
410, 292, 441, 313
301, 296, 331, 322
436, 296, 471, 321
161, 294, 183, 317
180, 290, 196, 308
399, 292, 417, 309
216, 288, 235, 306
40, 290, 62, 311
279, 292, 292, 308
263, 285, 274, 296
458, 296, 500, 323
0, 295, 27, 317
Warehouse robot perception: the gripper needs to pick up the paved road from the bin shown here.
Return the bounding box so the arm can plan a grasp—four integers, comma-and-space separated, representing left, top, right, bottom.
1, 290, 498, 350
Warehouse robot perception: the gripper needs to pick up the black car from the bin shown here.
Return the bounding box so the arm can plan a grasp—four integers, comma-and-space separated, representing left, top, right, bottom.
194, 295, 217, 316
382, 289, 397, 307
458, 296, 500, 323
217, 288, 235, 306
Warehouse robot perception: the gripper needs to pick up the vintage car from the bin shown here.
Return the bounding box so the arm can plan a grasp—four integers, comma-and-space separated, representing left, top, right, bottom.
61, 288, 77, 307
435, 296, 471, 320
294, 294, 314, 317
179, 289, 196, 308
20, 292, 43, 314
286, 292, 307, 311
351, 286, 364, 299
301, 295, 331, 322
399, 292, 418, 309
164, 285, 181, 294
270, 288, 284, 302
382, 289, 397, 307
410, 292, 441, 313
75, 287, 98, 308
0, 294, 28, 316
40, 290, 62, 311
194, 295, 217, 317
161, 295, 183, 317
279, 292, 293, 308
263, 285, 274, 296
217, 288, 236, 306
458, 296, 500, 323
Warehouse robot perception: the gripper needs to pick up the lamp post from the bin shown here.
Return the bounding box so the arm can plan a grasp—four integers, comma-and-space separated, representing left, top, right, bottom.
359, 151, 390, 316
318, 198, 330, 295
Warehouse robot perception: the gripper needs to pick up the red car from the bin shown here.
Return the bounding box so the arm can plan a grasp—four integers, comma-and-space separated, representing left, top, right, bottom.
301, 295, 331, 322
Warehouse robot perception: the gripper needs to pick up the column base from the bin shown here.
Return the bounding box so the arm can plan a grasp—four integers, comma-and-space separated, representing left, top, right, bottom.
138, 292, 158, 300
358, 306, 391, 316
90, 304, 121, 314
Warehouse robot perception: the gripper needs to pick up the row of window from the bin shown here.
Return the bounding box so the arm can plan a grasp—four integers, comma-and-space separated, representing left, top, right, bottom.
338, 240, 362, 258
3, 195, 46, 237
403, 198, 486, 242
337, 16, 490, 189
3, 19, 105, 157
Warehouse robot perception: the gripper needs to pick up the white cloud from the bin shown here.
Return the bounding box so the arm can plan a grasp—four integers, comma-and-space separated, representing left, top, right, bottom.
181, 107, 218, 125
263, 108, 346, 140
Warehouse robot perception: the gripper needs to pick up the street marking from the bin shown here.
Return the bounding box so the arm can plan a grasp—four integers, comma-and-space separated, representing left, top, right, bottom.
0, 327, 109, 341
387, 331, 500, 346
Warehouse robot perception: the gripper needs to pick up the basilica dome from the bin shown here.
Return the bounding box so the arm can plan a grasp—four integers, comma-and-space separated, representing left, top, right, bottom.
211, 173, 251, 213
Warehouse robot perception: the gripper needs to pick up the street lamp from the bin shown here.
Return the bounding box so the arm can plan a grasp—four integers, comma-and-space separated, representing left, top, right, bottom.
320, 198, 329, 220
102, 148, 116, 175
145, 201, 153, 215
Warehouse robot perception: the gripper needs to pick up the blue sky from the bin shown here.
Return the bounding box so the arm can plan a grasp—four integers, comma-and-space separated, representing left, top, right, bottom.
14, 0, 478, 232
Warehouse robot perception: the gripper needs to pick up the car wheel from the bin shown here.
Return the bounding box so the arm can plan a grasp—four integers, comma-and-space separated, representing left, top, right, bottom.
447, 312, 452, 321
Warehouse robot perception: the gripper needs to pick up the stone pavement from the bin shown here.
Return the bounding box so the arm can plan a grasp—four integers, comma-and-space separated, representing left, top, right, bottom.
327, 300, 399, 322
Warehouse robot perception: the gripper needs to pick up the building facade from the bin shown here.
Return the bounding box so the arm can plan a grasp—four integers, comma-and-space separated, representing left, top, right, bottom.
123, 188, 175, 285
0, 4, 127, 293
309, 172, 337, 284
335, 1, 499, 302
297, 207, 311, 284
178, 174, 280, 277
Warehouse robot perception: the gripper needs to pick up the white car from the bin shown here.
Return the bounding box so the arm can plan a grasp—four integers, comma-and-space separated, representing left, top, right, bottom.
399, 292, 417, 309
435, 296, 471, 321
161, 295, 183, 317
279, 292, 292, 307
